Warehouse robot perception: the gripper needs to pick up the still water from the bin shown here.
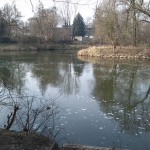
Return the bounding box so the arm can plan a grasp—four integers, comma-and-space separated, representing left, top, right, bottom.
0, 52, 150, 150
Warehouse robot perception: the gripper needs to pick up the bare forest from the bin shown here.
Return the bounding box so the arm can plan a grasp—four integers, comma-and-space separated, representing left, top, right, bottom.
0, 0, 149, 48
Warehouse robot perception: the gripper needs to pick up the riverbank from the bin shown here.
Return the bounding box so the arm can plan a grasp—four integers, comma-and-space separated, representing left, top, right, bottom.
61, 144, 129, 150
0, 44, 88, 52
37, 44, 88, 51
0, 129, 58, 150
0, 44, 37, 52
0, 129, 129, 150
77, 46, 150, 59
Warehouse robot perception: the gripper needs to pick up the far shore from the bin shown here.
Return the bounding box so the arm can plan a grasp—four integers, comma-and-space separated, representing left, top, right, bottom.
77, 45, 150, 59
0, 43, 88, 53
0, 44, 37, 52
1, 44, 150, 60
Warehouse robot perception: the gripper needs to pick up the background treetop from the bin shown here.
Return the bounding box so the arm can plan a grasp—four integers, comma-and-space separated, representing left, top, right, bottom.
72, 13, 86, 37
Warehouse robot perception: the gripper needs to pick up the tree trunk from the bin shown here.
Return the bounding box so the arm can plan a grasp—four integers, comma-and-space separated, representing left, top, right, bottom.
113, 44, 116, 54
132, 0, 137, 47
6, 105, 19, 130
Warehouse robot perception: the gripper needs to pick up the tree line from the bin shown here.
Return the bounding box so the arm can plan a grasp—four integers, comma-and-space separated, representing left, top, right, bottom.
0, 0, 150, 47
0, 3, 60, 44
94, 0, 150, 49
0, 4, 22, 43
0, 2, 87, 44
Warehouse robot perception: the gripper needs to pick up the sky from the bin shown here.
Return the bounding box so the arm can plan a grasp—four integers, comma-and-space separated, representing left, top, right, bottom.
0, 0, 98, 23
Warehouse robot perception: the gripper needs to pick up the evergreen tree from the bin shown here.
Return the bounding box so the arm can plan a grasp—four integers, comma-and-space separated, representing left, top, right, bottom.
0, 10, 8, 37
72, 13, 86, 37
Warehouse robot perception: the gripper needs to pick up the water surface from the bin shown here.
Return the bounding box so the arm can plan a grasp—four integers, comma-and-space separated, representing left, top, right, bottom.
0, 52, 150, 150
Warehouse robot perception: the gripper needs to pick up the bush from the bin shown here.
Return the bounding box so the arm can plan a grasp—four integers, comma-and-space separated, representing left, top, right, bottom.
0, 36, 16, 44
16, 36, 45, 44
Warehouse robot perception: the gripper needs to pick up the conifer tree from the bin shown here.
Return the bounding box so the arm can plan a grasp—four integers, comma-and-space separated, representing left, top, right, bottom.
0, 10, 8, 37
72, 13, 86, 37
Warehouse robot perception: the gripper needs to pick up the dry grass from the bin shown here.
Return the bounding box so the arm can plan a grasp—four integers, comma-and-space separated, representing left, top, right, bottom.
0, 44, 37, 52
77, 45, 150, 59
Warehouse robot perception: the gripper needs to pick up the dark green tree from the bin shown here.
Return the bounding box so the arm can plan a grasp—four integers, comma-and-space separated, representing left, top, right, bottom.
72, 13, 86, 37
0, 10, 8, 37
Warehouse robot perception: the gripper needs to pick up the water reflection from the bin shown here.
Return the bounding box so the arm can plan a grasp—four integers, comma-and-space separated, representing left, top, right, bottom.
0, 53, 150, 150
80, 57, 150, 135
31, 53, 85, 95
0, 53, 86, 96
0, 54, 61, 141
0, 56, 26, 93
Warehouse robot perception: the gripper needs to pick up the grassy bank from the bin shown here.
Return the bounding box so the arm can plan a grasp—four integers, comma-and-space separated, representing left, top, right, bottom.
0, 43, 89, 53
0, 44, 38, 52
77, 46, 150, 59
37, 44, 88, 50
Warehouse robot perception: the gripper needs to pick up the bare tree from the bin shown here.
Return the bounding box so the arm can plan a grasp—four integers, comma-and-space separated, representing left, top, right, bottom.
118, 0, 150, 44
28, 5, 60, 42
2, 3, 22, 38
94, 0, 121, 53
15, 95, 60, 137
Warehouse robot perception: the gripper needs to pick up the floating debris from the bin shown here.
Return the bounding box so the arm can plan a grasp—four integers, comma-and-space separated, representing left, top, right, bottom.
81, 108, 87, 111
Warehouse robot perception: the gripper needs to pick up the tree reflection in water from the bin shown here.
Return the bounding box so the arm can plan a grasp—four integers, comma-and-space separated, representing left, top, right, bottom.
0, 53, 150, 149
91, 59, 150, 135
0, 53, 86, 143
31, 53, 85, 95
0, 55, 63, 141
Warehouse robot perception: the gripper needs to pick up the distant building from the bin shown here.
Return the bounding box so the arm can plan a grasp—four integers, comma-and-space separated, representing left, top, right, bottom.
74, 27, 94, 43
53, 24, 94, 44
85, 27, 94, 38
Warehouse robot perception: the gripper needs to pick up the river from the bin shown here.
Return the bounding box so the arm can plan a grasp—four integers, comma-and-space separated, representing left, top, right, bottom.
0, 51, 150, 150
